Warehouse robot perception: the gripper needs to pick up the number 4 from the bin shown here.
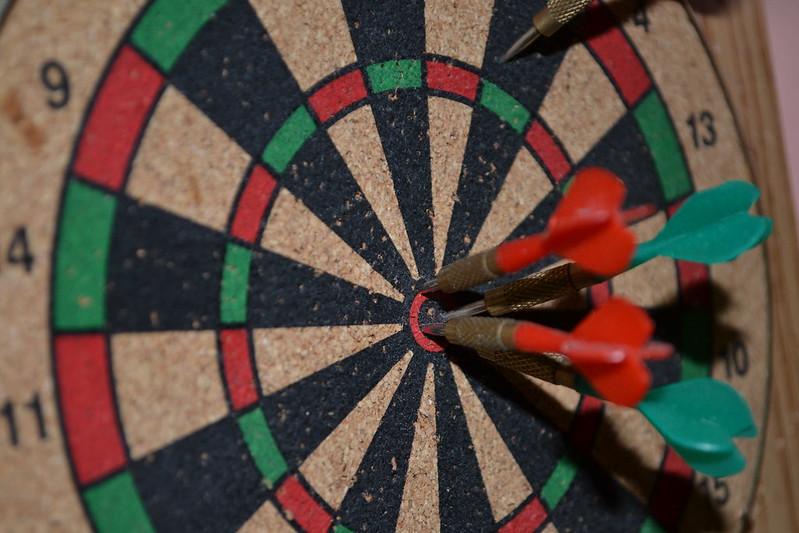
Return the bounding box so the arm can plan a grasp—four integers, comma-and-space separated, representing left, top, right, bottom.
7, 226, 34, 273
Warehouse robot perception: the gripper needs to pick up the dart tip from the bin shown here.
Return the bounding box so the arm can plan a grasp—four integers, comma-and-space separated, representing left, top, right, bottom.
443, 300, 487, 321
422, 323, 446, 337
501, 25, 541, 63
418, 277, 439, 293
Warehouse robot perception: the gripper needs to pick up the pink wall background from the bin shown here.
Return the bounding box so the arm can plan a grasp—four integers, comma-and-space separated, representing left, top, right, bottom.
763, 0, 799, 226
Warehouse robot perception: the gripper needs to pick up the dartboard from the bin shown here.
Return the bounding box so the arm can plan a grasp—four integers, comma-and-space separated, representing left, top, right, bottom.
0, 0, 770, 532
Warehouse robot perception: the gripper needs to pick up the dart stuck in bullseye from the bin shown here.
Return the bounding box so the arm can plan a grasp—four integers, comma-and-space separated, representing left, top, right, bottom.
424, 297, 672, 407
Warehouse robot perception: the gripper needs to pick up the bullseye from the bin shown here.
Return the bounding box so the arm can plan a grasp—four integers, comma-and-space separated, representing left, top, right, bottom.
408, 292, 445, 352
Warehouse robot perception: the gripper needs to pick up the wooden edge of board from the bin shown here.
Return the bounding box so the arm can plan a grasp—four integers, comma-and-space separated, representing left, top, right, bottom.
690, 1, 799, 530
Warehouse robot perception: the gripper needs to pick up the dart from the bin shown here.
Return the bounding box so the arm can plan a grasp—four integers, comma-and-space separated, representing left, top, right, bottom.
446, 181, 773, 319
501, 0, 591, 62
481, 350, 754, 477
425, 298, 671, 406
420, 167, 635, 294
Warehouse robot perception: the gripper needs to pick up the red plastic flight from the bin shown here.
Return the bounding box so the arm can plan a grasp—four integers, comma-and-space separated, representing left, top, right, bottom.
495, 167, 636, 277
513, 297, 671, 406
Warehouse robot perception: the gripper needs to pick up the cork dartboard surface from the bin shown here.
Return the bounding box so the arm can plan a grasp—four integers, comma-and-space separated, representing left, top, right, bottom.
0, 0, 771, 531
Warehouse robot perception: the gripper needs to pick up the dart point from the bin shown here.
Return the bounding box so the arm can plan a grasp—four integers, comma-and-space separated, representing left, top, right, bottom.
444, 300, 487, 321
422, 323, 446, 337
501, 26, 541, 62
418, 277, 439, 293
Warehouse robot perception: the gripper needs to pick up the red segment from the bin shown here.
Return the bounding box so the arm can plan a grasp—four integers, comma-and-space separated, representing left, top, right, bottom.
73, 46, 164, 191
667, 201, 710, 307
525, 121, 571, 182
308, 70, 368, 123
581, 1, 651, 107
676, 260, 710, 307
220, 329, 259, 410
425, 61, 480, 101
569, 395, 604, 454
55, 334, 126, 485
409, 292, 444, 352
649, 448, 694, 531
276, 475, 332, 533
230, 165, 278, 243
499, 497, 547, 533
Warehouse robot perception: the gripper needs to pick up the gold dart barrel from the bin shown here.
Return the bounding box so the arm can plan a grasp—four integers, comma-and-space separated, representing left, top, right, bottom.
442, 317, 518, 352
484, 262, 603, 316
476, 350, 577, 387
433, 248, 503, 293
538, 0, 592, 35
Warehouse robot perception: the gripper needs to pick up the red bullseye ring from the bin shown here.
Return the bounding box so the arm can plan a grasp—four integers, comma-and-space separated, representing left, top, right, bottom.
409, 292, 444, 352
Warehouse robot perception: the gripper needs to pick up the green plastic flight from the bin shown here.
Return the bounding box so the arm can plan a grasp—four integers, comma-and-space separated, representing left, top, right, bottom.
638, 378, 756, 477
632, 181, 772, 266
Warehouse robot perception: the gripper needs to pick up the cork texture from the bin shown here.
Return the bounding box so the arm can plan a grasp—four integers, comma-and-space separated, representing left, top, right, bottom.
0, 0, 776, 531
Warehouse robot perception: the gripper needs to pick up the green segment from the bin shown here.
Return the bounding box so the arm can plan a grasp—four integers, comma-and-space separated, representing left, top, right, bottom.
220, 243, 251, 324
541, 455, 577, 509
54, 181, 117, 331
83, 471, 154, 533
131, 0, 228, 72
634, 91, 692, 202
640, 517, 666, 533
262, 106, 316, 173
238, 408, 287, 487
679, 309, 713, 379
333, 526, 355, 533
366, 60, 422, 92
479, 81, 530, 133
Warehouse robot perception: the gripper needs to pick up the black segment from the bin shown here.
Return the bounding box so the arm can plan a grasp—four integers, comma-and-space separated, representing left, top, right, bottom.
282, 128, 414, 291
341, 0, 426, 62
248, 248, 402, 328
262, 335, 408, 467
479, 0, 569, 109
341, 0, 434, 278
107, 198, 225, 332
443, 110, 526, 263
130, 416, 269, 533
170, 0, 303, 156
442, 0, 569, 264
435, 360, 495, 532
548, 461, 649, 533
576, 112, 664, 210
369, 92, 436, 278
459, 355, 568, 490
338, 355, 428, 531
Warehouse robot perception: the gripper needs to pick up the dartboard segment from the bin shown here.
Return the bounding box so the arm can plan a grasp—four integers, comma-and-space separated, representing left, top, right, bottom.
334, 355, 429, 532
126, 87, 251, 232
111, 330, 227, 458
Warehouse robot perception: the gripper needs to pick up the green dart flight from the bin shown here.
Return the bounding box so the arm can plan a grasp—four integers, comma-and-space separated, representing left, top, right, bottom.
632, 181, 772, 266
637, 379, 756, 477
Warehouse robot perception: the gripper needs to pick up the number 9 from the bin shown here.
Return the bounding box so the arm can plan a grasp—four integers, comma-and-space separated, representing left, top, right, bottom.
40, 60, 70, 109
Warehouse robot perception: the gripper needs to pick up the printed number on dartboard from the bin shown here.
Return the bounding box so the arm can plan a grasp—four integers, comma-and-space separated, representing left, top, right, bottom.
40, 60, 70, 109
632, 1, 650, 32
722, 337, 750, 379
4, 226, 34, 273
687, 111, 717, 149
1, 393, 47, 447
